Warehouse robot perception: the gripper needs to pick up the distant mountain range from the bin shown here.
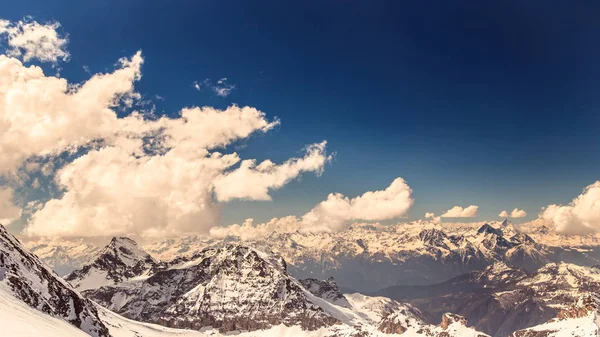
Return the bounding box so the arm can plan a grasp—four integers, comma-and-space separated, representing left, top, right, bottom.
24, 220, 600, 292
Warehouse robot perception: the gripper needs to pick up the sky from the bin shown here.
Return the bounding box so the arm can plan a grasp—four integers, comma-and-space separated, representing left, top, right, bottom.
1, 1, 599, 237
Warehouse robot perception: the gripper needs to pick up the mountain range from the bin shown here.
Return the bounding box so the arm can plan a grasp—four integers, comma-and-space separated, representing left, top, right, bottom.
5, 220, 600, 336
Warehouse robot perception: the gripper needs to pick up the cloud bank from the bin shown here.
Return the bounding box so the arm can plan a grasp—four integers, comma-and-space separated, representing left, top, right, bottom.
0, 18, 331, 237
441, 205, 478, 218
540, 181, 600, 235
211, 177, 414, 239
301, 177, 414, 233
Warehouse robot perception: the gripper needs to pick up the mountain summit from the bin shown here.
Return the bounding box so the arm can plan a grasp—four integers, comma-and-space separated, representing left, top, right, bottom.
65, 236, 159, 291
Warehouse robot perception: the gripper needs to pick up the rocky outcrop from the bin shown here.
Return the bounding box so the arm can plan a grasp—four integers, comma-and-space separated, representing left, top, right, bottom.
440, 313, 467, 329
300, 276, 349, 307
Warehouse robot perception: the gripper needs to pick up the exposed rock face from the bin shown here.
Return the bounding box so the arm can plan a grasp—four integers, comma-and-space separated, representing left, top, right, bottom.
81, 244, 339, 333
0, 224, 109, 337
509, 294, 600, 337
65, 236, 160, 291
440, 313, 467, 330
379, 261, 600, 337
300, 276, 350, 307
377, 305, 428, 334
556, 294, 599, 319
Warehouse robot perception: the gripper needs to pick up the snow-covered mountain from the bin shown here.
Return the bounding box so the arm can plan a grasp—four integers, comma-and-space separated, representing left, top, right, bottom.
0, 224, 110, 337
22, 221, 600, 293
509, 294, 600, 337
64, 236, 488, 336
65, 236, 160, 291
379, 261, 600, 337
24, 236, 104, 275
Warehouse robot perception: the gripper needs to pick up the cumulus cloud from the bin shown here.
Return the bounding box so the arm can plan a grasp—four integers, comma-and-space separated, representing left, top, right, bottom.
540, 181, 600, 235
425, 212, 441, 224
0, 50, 143, 174
0, 18, 331, 237
209, 178, 414, 238
0, 18, 69, 63
441, 205, 478, 218
510, 208, 527, 218
5, 54, 328, 237
301, 177, 414, 233
499, 208, 526, 218
209, 216, 301, 241
0, 187, 20, 224
26, 136, 329, 237
214, 141, 331, 202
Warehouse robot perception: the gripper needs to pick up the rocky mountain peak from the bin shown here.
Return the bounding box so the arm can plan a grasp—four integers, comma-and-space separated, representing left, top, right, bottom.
419, 228, 448, 245
478, 224, 504, 237
509, 233, 536, 245
83, 243, 340, 333
65, 236, 159, 291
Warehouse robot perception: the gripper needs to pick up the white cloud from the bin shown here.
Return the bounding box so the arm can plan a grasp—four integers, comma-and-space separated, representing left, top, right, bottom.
209, 216, 301, 241
213, 141, 330, 202
301, 177, 414, 233
213, 77, 235, 97
24, 111, 327, 237
0, 19, 331, 237
3, 52, 328, 237
0, 187, 20, 224
193, 77, 235, 97
540, 181, 600, 235
441, 205, 478, 218
0, 18, 69, 63
499, 208, 527, 218
425, 212, 441, 224
208, 178, 414, 238
510, 208, 526, 218
0, 50, 143, 174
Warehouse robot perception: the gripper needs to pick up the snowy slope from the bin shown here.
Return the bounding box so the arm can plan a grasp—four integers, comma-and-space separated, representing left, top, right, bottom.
0, 223, 110, 337
0, 285, 90, 337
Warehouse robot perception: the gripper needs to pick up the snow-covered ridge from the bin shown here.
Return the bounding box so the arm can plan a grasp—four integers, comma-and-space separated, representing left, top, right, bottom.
0, 223, 109, 337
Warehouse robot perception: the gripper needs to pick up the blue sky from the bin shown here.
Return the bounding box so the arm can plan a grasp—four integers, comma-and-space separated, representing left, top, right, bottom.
3, 1, 600, 228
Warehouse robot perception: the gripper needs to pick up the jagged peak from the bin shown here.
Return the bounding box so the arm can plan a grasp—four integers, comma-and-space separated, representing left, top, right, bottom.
99, 236, 156, 265
510, 232, 536, 245
419, 227, 448, 242
478, 223, 504, 236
